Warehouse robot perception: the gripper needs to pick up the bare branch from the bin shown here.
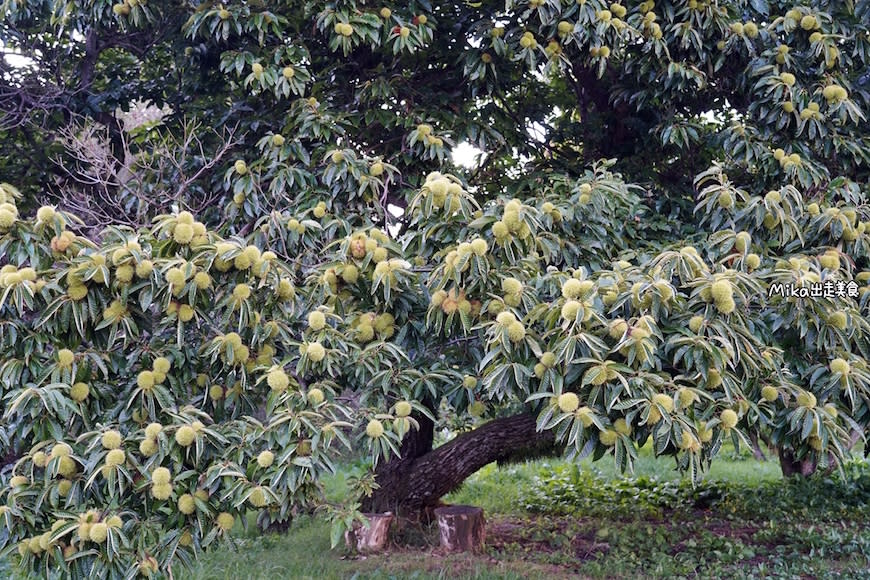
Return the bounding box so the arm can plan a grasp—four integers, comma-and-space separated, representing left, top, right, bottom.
46, 113, 239, 233
171, 118, 242, 202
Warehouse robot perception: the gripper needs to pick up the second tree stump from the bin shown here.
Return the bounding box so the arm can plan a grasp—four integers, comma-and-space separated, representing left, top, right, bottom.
434, 505, 485, 552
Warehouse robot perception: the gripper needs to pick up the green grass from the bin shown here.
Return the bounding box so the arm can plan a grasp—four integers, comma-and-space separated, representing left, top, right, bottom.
177, 444, 870, 579
571, 437, 783, 484
442, 461, 541, 515
482, 453, 870, 578
446, 438, 782, 514
177, 515, 347, 580
177, 513, 567, 580
6, 445, 869, 578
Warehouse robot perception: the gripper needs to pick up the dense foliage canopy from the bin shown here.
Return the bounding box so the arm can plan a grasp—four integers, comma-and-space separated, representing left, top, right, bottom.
1, 0, 869, 577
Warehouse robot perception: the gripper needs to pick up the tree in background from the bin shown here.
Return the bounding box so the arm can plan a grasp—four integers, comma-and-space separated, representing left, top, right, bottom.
1, 0, 869, 577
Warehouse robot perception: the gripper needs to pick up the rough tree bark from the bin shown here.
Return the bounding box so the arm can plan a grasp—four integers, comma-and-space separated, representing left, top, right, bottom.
778, 448, 819, 477
434, 505, 486, 553
362, 413, 554, 517
360, 411, 436, 514
748, 432, 767, 461
777, 435, 860, 478
345, 512, 393, 553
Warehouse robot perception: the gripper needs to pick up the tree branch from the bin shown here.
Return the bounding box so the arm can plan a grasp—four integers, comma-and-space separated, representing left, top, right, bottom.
363, 412, 554, 515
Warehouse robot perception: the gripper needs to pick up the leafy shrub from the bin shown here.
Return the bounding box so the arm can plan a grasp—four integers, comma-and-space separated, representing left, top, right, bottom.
524, 459, 870, 521
0, 194, 368, 578
523, 463, 729, 517
716, 458, 870, 521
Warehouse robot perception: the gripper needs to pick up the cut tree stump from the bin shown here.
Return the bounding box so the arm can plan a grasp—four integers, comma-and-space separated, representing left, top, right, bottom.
434, 505, 486, 553
344, 512, 393, 553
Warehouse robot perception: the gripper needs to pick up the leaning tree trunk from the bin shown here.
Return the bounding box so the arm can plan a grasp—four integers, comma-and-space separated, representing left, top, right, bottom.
362, 413, 554, 517
360, 410, 436, 515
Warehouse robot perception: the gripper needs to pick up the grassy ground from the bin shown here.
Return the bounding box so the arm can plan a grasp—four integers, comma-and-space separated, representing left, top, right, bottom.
449, 440, 782, 516
177, 442, 870, 579
180, 514, 569, 580
4, 442, 866, 578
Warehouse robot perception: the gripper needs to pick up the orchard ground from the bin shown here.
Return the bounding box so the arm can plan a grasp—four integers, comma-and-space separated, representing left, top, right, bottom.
162, 441, 870, 579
